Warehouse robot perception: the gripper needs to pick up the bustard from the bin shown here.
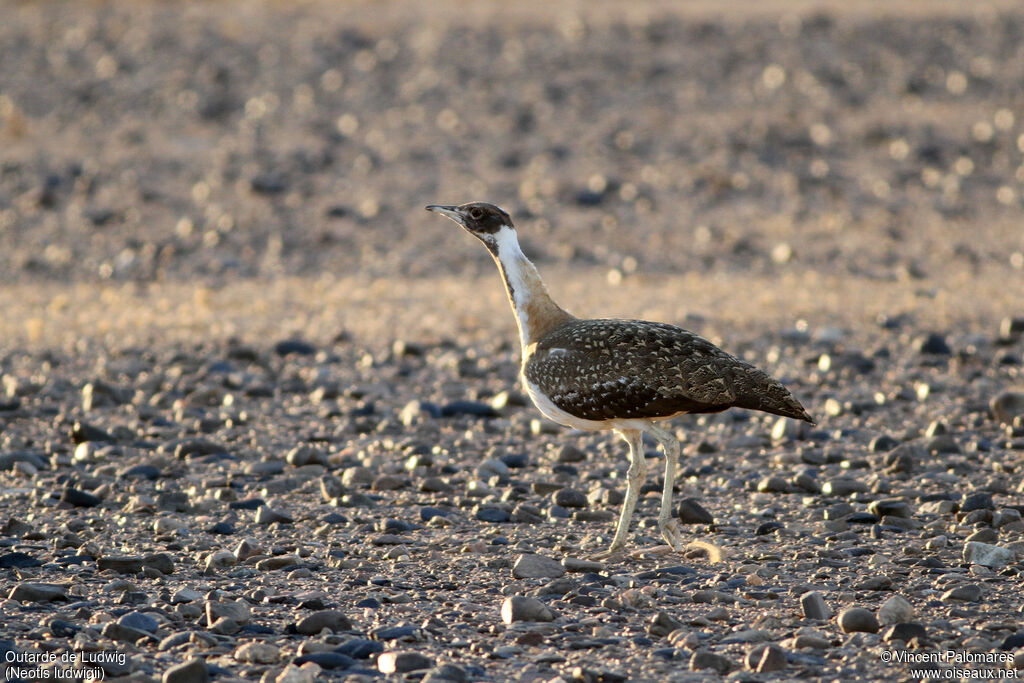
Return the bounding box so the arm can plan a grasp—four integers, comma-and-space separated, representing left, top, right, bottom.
426, 202, 813, 557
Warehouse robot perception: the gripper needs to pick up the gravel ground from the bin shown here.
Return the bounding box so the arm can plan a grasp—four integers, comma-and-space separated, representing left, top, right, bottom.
2, 2, 1024, 682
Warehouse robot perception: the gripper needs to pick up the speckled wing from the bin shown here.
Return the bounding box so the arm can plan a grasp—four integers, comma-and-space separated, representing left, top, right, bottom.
523, 319, 813, 423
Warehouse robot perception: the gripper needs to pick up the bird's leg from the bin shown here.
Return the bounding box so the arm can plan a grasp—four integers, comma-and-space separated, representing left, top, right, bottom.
592, 429, 645, 559
647, 423, 684, 551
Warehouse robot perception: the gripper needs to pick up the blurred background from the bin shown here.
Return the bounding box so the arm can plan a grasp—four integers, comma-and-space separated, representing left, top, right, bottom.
1, 0, 1021, 348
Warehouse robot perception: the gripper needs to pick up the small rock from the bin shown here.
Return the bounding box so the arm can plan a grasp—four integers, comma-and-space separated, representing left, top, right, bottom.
914, 332, 951, 355
512, 553, 565, 579
294, 652, 355, 670
678, 498, 714, 524
205, 551, 236, 571
690, 650, 734, 674
868, 499, 913, 518
206, 600, 250, 625
748, 643, 787, 673
869, 435, 900, 452
822, 478, 868, 496
553, 488, 587, 508
163, 657, 209, 683
800, 591, 831, 620
378, 651, 434, 674
961, 492, 994, 512
878, 595, 915, 626
98, 555, 144, 574
941, 584, 982, 603
501, 596, 555, 623
61, 486, 101, 507
8, 583, 68, 603
883, 623, 928, 643
991, 392, 1024, 425
557, 445, 587, 462
838, 607, 879, 634
648, 611, 684, 638
295, 610, 352, 635
757, 475, 790, 493
274, 338, 315, 355
120, 611, 159, 634
963, 542, 1015, 568
255, 506, 293, 524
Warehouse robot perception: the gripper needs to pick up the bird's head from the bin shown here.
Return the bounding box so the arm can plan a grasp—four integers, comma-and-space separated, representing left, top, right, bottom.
425, 202, 514, 251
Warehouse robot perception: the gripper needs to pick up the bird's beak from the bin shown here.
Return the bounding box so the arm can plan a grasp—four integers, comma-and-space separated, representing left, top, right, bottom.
425, 204, 465, 225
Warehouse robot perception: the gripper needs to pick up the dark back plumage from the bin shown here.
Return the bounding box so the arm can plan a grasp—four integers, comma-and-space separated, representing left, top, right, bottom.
524, 319, 813, 423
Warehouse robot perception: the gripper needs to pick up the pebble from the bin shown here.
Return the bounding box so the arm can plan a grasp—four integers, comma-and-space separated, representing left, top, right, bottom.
747, 643, 787, 673
553, 488, 587, 508
883, 623, 928, 643
60, 486, 101, 507
961, 492, 994, 512
963, 541, 1015, 568
378, 651, 434, 674
255, 506, 293, 524
207, 600, 251, 624
822, 478, 868, 496
501, 596, 555, 623
991, 392, 1024, 424
690, 650, 734, 674
677, 498, 714, 524
941, 584, 983, 603
512, 553, 565, 579
163, 657, 209, 683
648, 611, 684, 638
294, 610, 352, 634
800, 591, 831, 620
294, 652, 355, 669
557, 444, 587, 462
8, 583, 68, 603
837, 607, 879, 634
867, 498, 913, 518
878, 595, 914, 625
98, 555, 144, 574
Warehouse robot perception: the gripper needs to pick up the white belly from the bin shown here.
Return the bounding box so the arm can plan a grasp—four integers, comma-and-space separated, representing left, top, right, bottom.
521, 373, 654, 432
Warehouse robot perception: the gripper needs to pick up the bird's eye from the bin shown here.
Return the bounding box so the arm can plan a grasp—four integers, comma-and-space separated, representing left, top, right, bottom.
469, 208, 484, 220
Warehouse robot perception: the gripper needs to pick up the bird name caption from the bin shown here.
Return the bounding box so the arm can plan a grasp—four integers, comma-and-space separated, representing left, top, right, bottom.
879, 649, 1019, 679
5, 649, 125, 679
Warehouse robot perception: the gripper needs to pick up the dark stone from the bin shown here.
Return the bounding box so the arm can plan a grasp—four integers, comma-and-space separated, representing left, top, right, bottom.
677, 498, 714, 524
274, 338, 316, 356
294, 652, 355, 670
206, 522, 235, 535
120, 464, 162, 480
162, 657, 209, 683
372, 625, 420, 641
229, 498, 266, 510
335, 638, 383, 659
48, 619, 79, 638
756, 521, 784, 535
419, 507, 449, 522
883, 623, 928, 643
439, 400, 499, 418
1000, 632, 1024, 650
0, 552, 43, 568
98, 556, 144, 574
914, 333, 951, 355
869, 435, 900, 452
961, 492, 994, 512
71, 421, 115, 443
355, 598, 382, 609
250, 171, 288, 195
475, 506, 510, 523
61, 487, 101, 507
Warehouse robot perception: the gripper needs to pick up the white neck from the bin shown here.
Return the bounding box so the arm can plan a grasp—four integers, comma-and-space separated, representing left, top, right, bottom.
490, 227, 573, 349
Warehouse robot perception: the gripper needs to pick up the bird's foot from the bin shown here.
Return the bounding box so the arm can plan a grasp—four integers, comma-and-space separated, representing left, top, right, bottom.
588, 544, 626, 562
659, 518, 686, 552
